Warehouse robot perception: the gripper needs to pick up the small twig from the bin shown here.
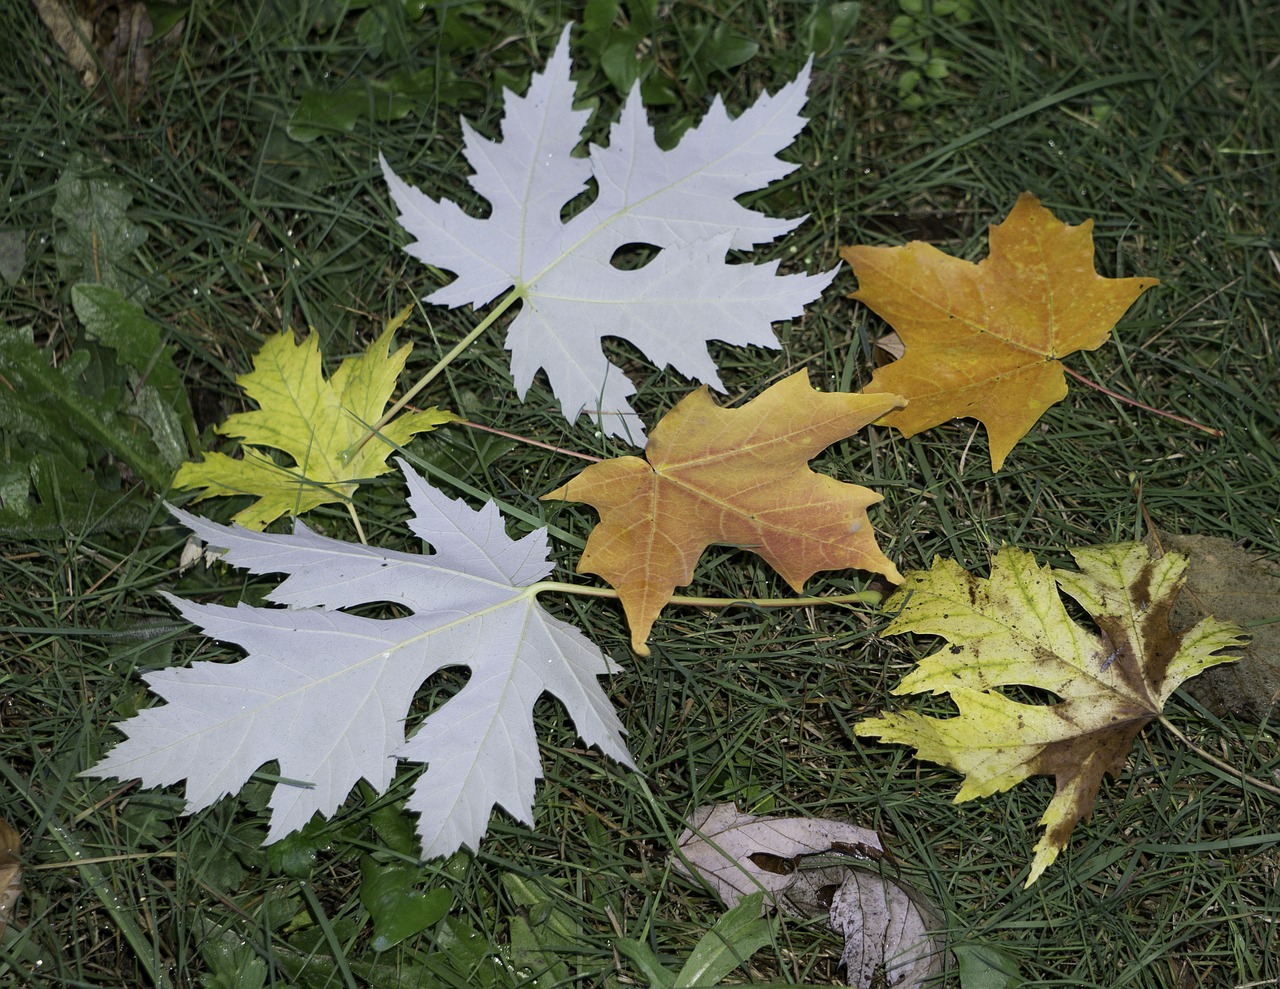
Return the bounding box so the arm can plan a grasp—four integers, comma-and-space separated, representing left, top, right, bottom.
453, 418, 603, 463
345, 502, 367, 545
1158, 715, 1280, 798
351, 287, 524, 454
1062, 364, 1223, 437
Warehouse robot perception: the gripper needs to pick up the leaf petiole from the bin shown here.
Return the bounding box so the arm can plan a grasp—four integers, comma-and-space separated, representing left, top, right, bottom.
529, 580, 882, 611
1062, 364, 1223, 437
351, 285, 525, 454
1157, 716, 1280, 798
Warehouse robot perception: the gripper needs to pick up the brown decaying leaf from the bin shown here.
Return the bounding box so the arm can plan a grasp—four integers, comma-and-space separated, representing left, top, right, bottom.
674, 804, 946, 988
872, 331, 905, 361
1153, 532, 1280, 721
829, 869, 946, 989
672, 803, 886, 913
842, 192, 1159, 471
543, 371, 905, 653
0, 819, 22, 938
33, 0, 177, 105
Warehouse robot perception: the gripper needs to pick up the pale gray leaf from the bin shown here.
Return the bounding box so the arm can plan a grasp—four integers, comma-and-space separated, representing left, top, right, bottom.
829, 870, 946, 989
673, 803, 885, 911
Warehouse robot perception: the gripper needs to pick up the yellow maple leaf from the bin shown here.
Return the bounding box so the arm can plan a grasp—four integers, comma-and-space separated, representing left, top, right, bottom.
841, 192, 1159, 470
174, 306, 456, 529
543, 371, 906, 654
855, 542, 1245, 886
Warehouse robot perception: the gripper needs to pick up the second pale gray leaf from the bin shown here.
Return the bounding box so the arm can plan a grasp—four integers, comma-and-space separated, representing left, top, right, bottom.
673, 803, 885, 911
829, 869, 945, 989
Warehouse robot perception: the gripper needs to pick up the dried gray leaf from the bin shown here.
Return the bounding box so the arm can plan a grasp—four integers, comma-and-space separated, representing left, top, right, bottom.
1154, 532, 1277, 721
673, 803, 886, 912
874, 331, 906, 360
829, 869, 945, 989
0, 819, 20, 938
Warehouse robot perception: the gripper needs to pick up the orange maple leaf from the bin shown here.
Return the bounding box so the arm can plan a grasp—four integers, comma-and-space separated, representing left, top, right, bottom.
543, 371, 905, 654
841, 193, 1159, 470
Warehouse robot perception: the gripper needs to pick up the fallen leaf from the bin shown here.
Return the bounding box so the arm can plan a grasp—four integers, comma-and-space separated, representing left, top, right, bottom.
673, 804, 941, 988
829, 869, 946, 989
32, 0, 177, 106
673, 803, 886, 912
855, 542, 1245, 885
86, 460, 633, 859
0, 819, 20, 938
173, 307, 456, 529
841, 193, 1159, 470
0, 229, 25, 285
383, 25, 835, 441
33, 0, 98, 87
1152, 532, 1280, 721
543, 371, 905, 653
873, 331, 905, 361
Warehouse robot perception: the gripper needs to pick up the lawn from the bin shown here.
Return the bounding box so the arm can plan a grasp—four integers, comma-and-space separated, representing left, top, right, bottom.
1, 0, 1278, 986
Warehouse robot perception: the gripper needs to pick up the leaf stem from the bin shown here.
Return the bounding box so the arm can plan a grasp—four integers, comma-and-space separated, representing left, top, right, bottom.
530, 580, 882, 610
1062, 365, 1223, 437
1158, 715, 1280, 798
345, 502, 367, 545
454, 418, 603, 462
352, 286, 524, 453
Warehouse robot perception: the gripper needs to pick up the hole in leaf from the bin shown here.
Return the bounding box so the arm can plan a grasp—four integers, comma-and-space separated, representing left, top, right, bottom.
609, 242, 661, 271
559, 176, 597, 222
408, 667, 471, 719
995, 684, 1063, 707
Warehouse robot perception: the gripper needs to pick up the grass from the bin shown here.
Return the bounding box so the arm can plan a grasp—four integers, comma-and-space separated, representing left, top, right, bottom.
1, 0, 1278, 986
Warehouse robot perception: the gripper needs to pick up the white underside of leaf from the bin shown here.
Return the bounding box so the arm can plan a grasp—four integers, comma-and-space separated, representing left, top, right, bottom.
85, 460, 631, 858
382, 24, 835, 442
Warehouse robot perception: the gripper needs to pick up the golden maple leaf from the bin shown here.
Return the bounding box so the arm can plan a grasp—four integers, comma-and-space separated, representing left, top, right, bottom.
841, 193, 1159, 470
174, 306, 456, 529
856, 542, 1246, 886
543, 371, 906, 654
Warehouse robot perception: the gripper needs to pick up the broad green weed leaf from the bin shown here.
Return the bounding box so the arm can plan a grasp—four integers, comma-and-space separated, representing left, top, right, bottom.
954, 941, 1023, 989
615, 893, 773, 989
856, 542, 1245, 885
173, 307, 456, 529
382, 24, 834, 442
0, 324, 174, 491
500, 874, 579, 985
613, 939, 677, 989
72, 283, 198, 451
289, 80, 415, 142
198, 930, 268, 989
359, 856, 451, 952
52, 160, 149, 298
2, 181, 189, 532
674, 892, 773, 988
265, 819, 329, 878
86, 460, 633, 859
